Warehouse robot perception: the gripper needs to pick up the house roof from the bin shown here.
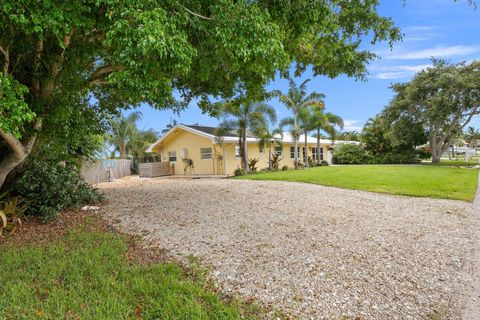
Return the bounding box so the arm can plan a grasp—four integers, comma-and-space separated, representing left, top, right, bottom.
146, 124, 359, 152
183, 124, 257, 139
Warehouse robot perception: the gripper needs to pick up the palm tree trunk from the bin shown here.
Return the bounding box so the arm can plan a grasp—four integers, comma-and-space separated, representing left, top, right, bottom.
268, 144, 272, 171
316, 127, 321, 166
294, 113, 298, 169
241, 130, 248, 171
304, 129, 309, 168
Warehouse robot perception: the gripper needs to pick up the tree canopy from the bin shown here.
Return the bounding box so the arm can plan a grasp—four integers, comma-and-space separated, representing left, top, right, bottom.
384, 60, 480, 163
0, 0, 401, 187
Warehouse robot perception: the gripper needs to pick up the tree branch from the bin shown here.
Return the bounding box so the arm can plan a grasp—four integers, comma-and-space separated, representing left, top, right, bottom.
0, 45, 9, 75
31, 40, 44, 95
183, 6, 212, 20
87, 64, 123, 85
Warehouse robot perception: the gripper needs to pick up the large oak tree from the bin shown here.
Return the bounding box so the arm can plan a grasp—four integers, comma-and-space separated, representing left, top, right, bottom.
384, 60, 480, 163
0, 0, 401, 188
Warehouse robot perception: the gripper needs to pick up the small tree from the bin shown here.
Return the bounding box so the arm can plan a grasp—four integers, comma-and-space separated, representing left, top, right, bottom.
257, 126, 283, 171
216, 99, 276, 171
276, 78, 325, 168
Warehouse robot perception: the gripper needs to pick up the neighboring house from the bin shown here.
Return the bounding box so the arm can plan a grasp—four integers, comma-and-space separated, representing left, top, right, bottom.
146, 124, 356, 175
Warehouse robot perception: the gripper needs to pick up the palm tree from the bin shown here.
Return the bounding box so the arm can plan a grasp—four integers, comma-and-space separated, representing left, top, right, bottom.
127, 129, 159, 159
256, 125, 283, 171
106, 111, 142, 158
464, 126, 480, 148
275, 78, 325, 169
161, 119, 178, 135
312, 110, 343, 165
216, 99, 276, 171
339, 131, 360, 141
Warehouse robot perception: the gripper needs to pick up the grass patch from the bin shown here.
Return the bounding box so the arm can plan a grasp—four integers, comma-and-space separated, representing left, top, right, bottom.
424, 159, 480, 167
235, 165, 479, 201
0, 230, 267, 319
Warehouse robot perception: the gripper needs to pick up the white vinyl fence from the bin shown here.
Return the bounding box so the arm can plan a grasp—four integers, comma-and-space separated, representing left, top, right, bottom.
80, 159, 132, 184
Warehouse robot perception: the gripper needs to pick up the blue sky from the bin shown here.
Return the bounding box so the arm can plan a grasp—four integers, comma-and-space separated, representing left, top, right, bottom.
128, 0, 480, 133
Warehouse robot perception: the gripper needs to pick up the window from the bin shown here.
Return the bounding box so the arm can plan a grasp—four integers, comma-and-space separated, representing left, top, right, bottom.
290, 146, 299, 159
168, 151, 177, 162
274, 146, 282, 156
200, 148, 212, 160
319, 147, 324, 160
235, 145, 241, 158
312, 147, 318, 160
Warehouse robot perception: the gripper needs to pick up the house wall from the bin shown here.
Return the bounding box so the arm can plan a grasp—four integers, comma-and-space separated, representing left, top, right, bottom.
152, 129, 216, 175
222, 142, 330, 175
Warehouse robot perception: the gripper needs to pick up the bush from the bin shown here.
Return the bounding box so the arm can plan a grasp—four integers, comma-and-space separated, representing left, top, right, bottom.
248, 158, 259, 173
234, 168, 247, 176
15, 159, 102, 221
332, 144, 370, 164
319, 160, 329, 166
281, 165, 289, 171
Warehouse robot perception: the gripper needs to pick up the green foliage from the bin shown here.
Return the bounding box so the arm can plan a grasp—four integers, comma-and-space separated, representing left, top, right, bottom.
234, 168, 247, 176
319, 160, 329, 166
0, 231, 266, 319
0, 193, 28, 236
248, 158, 259, 173
333, 144, 370, 164
271, 153, 282, 171
15, 160, 102, 221
385, 60, 480, 162
216, 98, 276, 170
235, 165, 479, 201
281, 165, 289, 171
361, 115, 426, 164
0, 74, 35, 138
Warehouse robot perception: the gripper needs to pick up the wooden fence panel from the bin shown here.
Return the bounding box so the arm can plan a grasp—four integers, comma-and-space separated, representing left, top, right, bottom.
81, 159, 132, 184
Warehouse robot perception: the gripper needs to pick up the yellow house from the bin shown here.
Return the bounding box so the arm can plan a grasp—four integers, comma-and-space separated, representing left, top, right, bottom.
146, 124, 346, 176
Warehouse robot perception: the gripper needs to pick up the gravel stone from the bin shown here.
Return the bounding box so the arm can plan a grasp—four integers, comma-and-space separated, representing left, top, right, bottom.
99, 176, 477, 320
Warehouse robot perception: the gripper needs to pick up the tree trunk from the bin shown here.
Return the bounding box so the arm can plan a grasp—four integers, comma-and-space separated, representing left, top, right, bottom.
294, 113, 298, 169
316, 127, 321, 165
304, 130, 309, 168
268, 144, 272, 171
241, 131, 248, 171
0, 118, 42, 189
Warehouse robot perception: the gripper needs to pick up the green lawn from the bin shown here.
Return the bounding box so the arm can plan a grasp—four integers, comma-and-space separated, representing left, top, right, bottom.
236, 165, 479, 201
0, 231, 266, 320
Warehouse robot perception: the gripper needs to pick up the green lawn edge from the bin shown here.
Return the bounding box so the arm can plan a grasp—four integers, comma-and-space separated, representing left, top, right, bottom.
235, 165, 479, 201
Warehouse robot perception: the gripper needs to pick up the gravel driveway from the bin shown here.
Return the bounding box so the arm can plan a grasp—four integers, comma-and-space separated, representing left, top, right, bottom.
99, 176, 476, 320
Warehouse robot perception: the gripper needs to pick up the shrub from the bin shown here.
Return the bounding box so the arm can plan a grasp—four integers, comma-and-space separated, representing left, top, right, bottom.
416, 147, 432, 160
281, 165, 289, 171
319, 160, 329, 166
248, 158, 259, 173
234, 168, 247, 176
270, 153, 282, 171
0, 193, 28, 236
332, 144, 370, 164
15, 159, 102, 221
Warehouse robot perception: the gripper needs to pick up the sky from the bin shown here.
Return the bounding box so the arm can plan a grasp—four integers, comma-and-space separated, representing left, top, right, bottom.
126, 0, 480, 133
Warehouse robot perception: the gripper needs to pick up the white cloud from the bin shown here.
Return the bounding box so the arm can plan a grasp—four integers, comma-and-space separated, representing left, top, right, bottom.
369, 64, 431, 80
343, 119, 364, 132
381, 45, 480, 60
